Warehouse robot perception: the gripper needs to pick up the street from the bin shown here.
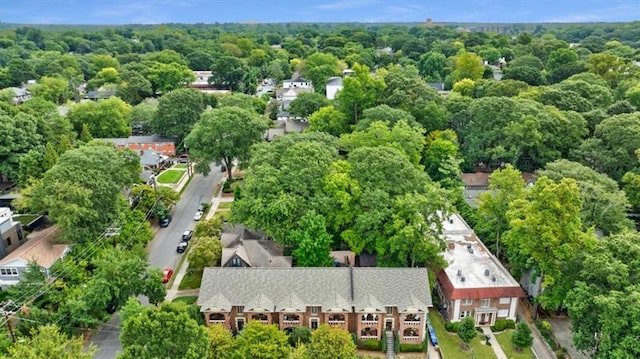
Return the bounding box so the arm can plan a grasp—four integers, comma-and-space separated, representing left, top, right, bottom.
90, 163, 223, 359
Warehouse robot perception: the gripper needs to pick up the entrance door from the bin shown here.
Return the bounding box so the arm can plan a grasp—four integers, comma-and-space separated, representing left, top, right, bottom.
385, 318, 393, 331
236, 317, 245, 331
310, 318, 319, 330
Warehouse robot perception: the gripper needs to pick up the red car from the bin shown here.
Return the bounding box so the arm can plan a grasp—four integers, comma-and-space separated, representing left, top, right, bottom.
162, 268, 174, 283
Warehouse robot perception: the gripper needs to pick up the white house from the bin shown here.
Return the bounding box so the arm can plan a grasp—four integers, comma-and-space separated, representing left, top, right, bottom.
325, 77, 343, 100
282, 77, 312, 89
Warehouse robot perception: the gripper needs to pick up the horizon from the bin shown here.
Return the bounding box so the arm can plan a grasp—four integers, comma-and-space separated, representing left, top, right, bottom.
0, 0, 638, 25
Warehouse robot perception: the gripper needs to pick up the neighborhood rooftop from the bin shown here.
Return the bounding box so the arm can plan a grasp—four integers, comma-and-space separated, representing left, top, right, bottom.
198, 267, 432, 313
0, 226, 68, 269
441, 214, 521, 293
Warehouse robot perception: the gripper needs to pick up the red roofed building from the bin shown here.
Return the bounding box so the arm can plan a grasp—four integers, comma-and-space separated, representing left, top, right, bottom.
434, 213, 524, 326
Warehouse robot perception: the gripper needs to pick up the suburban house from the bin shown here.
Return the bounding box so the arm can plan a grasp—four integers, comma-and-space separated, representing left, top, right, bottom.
435, 213, 524, 326
86, 90, 116, 101
282, 77, 312, 89
0, 226, 68, 290
461, 171, 534, 208
0, 207, 26, 259
139, 150, 169, 170
265, 118, 309, 142
7, 87, 31, 104
187, 71, 231, 94
220, 225, 292, 268
103, 135, 176, 156
325, 77, 343, 100
198, 267, 432, 344
275, 87, 314, 107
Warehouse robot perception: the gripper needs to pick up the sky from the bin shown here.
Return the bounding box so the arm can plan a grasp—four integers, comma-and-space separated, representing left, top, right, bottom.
0, 0, 638, 25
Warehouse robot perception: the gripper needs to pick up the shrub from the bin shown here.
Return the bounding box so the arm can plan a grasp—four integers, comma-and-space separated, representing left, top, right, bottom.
288, 326, 311, 347
444, 321, 460, 332
505, 319, 516, 329
394, 330, 400, 353
399, 343, 425, 352
359, 339, 381, 350
492, 319, 508, 332
381, 330, 387, 353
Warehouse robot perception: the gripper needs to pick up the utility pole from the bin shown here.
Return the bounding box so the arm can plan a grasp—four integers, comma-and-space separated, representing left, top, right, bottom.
4, 313, 15, 343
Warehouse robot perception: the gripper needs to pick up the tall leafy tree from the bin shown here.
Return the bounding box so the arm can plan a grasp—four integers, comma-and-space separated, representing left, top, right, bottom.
307, 105, 350, 137
452, 52, 484, 82
231, 322, 290, 359
336, 63, 385, 123
511, 322, 534, 352
306, 325, 357, 359
503, 176, 597, 310
67, 97, 132, 138
188, 236, 223, 270
301, 52, 341, 94
0, 113, 43, 181
119, 301, 210, 359
186, 107, 269, 180
538, 159, 633, 234
288, 92, 330, 118
291, 211, 334, 267
151, 87, 206, 142
457, 317, 477, 349
476, 165, 525, 258
3, 325, 96, 359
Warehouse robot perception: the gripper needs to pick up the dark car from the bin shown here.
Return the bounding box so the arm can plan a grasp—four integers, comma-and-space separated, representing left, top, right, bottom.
177, 241, 188, 253
177, 154, 189, 163
182, 230, 194, 241
159, 215, 172, 227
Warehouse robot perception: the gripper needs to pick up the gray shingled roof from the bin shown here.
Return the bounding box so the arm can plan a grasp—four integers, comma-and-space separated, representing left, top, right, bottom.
198, 267, 432, 314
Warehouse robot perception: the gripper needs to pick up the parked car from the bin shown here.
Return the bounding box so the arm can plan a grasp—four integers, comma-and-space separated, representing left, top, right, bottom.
176, 241, 188, 253
159, 215, 172, 227
162, 268, 174, 283
182, 230, 194, 241
194, 210, 204, 221
177, 154, 189, 163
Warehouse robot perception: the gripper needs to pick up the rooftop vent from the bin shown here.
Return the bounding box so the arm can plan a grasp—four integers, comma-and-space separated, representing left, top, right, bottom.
449, 218, 454, 224
484, 269, 490, 277
491, 276, 496, 282
460, 276, 466, 282
467, 245, 474, 254
457, 269, 462, 277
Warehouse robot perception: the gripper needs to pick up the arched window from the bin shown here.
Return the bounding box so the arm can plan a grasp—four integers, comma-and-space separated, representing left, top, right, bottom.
329, 314, 345, 322
360, 327, 378, 337
252, 313, 268, 321
283, 313, 300, 321
404, 314, 420, 322
361, 313, 378, 321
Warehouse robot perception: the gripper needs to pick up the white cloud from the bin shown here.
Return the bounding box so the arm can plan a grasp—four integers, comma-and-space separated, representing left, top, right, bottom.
314, 0, 382, 10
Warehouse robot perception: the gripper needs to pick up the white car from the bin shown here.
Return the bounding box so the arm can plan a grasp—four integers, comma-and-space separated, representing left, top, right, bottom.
194, 211, 204, 221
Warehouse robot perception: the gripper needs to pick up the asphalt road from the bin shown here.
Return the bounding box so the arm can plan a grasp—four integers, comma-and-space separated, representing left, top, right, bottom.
90, 163, 222, 359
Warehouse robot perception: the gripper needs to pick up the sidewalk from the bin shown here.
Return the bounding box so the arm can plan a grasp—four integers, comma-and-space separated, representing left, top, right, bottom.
518, 300, 555, 359
482, 327, 508, 359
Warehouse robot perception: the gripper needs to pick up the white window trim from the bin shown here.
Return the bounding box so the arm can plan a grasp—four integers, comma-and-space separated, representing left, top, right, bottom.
0, 268, 18, 276
385, 306, 393, 314
460, 310, 471, 319
499, 297, 511, 305
462, 299, 473, 305
310, 306, 319, 315
309, 318, 319, 329
481, 299, 491, 308
497, 309, 509, 317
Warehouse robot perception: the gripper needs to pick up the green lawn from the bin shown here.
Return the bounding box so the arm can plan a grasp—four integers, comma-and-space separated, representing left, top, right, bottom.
156, 169, 185, 184
494, 330, 535, 359
172, 295, 198, 305
217, 202, 233, 209
173, 163, 188, 169
179, 268, 203, 290
12, 214, 39, 226
214, 210, 231, 222
429, 312, 497, 359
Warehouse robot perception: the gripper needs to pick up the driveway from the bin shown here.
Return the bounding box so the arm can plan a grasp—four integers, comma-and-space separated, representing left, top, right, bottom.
90, 163, 223, 359
547, 318, 588, 359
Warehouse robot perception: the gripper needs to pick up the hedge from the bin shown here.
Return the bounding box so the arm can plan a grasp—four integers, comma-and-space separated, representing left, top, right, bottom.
358, 339, 381, 350
399, 343, 425, 352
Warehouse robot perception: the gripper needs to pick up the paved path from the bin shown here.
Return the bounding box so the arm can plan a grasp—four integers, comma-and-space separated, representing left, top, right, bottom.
548, 318, 587, 359
518, 300, 555, 359
482, 327, 508, 359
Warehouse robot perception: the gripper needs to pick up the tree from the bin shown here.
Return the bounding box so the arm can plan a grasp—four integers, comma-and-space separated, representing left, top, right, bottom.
502, 65, 544, 86
231, 321, 290, 359
30, 76, 71, 104
20, 143, 136, 242
452, 78, 475, 97
188, 236, 223, 270
209, 56, 250, 92
336, 63, 385, 123
476, 165, 525, 258
622, 171, 640, 212
306, 325, 357, 359
339, 120, 425, 167
418, 51, 447, 82
207, 325, 233, 359
301, 52, 341, 94
119, 301, 210, 359
151, 88, 206, 141
145, 61, 195, 94
423, 130, 463, 189
3, 324, 96, 359
288, 92, 330, 118
307, 105, 349, 137
288, 326, 312, 347
117, 70, 153, 105
129, 184, 180, 218
217, 93, 264, 114
0, 113, 43, 182
67, 97, 131, 138
511, 322, 534, 352
538, 159, 633, 234
457, 316, 477, 349
452, 52, 484, 82
185, 107, 268, 180
291, 211, 334, 267
565, 232, 640, 358
42, 142, 58, 171
356, 105, 418, 131
546, 48, 583, 84
503, 177, 597, 310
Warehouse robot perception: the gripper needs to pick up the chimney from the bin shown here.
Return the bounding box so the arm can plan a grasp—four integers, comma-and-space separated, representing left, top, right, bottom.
457, 269, 462, 277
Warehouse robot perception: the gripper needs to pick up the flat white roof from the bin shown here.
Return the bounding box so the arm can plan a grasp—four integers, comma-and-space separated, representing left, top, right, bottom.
441, 214, 520, 289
